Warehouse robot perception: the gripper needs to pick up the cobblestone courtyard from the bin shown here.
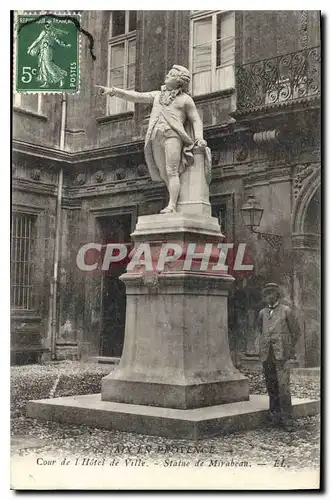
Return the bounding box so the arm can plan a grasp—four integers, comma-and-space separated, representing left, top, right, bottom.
11, 362, 320, 470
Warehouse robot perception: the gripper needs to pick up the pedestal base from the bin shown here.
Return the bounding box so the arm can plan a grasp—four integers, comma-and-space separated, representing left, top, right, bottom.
27, 394, 320, 440
101, 271, 249, 409
102, 377, 249, 409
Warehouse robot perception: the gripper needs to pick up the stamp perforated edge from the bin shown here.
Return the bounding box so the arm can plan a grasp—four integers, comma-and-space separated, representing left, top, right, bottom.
13, 10, 81, 95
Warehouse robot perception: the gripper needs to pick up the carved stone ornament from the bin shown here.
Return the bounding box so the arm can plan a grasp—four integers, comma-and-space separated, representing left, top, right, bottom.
293, 164, 315, 199
31, 168, 41, 181
95, 170, 104, 183
115, 168, 126, 181
253, 130, 280, 146
211, 151, 220, 165
235, 146, 248, 162
137, 164, 148, 177
299, 10, 308, 49
76, 173, 86, 185
143, 273, 159, 288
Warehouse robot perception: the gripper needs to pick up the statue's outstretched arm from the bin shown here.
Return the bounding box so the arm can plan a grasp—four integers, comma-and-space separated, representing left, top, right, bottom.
55, 37, 71, 48
185, 96, 206, 145
96, 86, 157, 104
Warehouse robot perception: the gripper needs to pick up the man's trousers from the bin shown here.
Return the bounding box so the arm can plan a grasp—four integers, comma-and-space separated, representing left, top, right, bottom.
262, 344, 292, 424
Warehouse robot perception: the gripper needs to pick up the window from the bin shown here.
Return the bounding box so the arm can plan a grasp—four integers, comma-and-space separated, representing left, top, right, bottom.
11, 213, 36, 310
190, 11, 235, 96
212, 204, 227, 236
14, 93, 42, 114
107, 11, 137, 115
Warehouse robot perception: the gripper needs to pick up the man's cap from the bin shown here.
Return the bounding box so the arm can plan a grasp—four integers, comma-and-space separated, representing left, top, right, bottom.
262, 283, 281, 293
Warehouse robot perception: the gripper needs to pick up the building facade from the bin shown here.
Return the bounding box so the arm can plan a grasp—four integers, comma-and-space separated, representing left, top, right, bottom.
12, 10, 321, 366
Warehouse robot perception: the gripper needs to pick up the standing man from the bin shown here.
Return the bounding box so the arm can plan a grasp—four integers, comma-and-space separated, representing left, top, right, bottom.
256, 283, 301, 428
96, 64, 210, 214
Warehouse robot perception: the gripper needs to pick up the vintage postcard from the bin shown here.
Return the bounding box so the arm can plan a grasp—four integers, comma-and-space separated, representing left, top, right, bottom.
11, 9, 321, 490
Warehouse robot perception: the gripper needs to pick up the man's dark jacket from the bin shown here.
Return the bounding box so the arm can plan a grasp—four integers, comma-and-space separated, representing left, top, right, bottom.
256, 303, 301, 361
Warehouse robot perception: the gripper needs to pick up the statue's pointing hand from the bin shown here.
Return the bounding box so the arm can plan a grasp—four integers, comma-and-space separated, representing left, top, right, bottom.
95, 85, 115, 97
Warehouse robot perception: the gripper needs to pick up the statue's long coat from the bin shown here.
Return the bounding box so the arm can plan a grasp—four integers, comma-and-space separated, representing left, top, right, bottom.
144, 92, 211, 184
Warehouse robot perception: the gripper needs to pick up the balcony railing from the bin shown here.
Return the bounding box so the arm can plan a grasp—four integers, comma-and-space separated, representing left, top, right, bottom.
236, 46, 321, 113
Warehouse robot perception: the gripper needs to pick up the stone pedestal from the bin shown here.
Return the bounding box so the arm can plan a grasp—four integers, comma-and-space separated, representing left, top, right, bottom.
102, 212, 249, 409
27, 394, 319, 440
177, 147, 211, 216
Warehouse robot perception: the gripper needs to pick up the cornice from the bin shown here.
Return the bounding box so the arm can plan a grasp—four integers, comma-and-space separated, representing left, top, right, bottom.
231, 96, 320, 122
12, 139, 145, 165
13, 107, 48, 122
243, 165, 292, 188
72, 140, 145, 163
12, 141, 70, 163
193, 88, 235, 104
12, 178, 58, 196
96, 111, 134, 124
64, 178, 164, 199
204, 122, 238, 141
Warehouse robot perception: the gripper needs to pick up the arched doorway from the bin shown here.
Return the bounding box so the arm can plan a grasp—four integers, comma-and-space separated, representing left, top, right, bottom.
304, 186, 321, 233
292, 168, 321, 367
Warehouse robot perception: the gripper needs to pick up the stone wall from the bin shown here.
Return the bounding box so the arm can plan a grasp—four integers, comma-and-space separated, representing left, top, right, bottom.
13, 93, 62, 148
238, 10, 320, 65
11, 152, 58, 362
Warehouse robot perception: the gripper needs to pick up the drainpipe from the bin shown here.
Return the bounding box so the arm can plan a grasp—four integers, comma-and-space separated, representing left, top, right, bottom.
49, 93, 67, 360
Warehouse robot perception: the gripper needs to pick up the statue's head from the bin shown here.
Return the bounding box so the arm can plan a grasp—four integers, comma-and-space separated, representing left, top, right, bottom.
164, 65, 191, 91
44, 20, 52, 31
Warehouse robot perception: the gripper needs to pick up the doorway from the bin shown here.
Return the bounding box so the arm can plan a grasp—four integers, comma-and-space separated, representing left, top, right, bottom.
292, 171, 321, 367
302, 186, 321, 366
98, 214, 132, 357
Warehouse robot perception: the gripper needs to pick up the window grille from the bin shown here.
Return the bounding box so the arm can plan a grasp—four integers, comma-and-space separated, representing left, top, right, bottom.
11, 213, 36, 310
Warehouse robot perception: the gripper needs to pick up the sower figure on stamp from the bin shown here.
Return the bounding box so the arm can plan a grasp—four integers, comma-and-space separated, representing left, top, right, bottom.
97, 64, 210, 214
256, 283, 301, 429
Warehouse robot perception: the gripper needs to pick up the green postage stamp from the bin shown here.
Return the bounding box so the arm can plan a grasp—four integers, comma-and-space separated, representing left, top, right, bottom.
15, 13, 80, 93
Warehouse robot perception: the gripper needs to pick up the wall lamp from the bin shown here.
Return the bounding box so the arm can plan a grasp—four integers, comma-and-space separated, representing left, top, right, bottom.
240, 195, 283, 250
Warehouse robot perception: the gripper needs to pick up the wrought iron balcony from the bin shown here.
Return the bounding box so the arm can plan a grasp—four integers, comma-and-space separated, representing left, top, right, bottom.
236, 46, 321, 114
